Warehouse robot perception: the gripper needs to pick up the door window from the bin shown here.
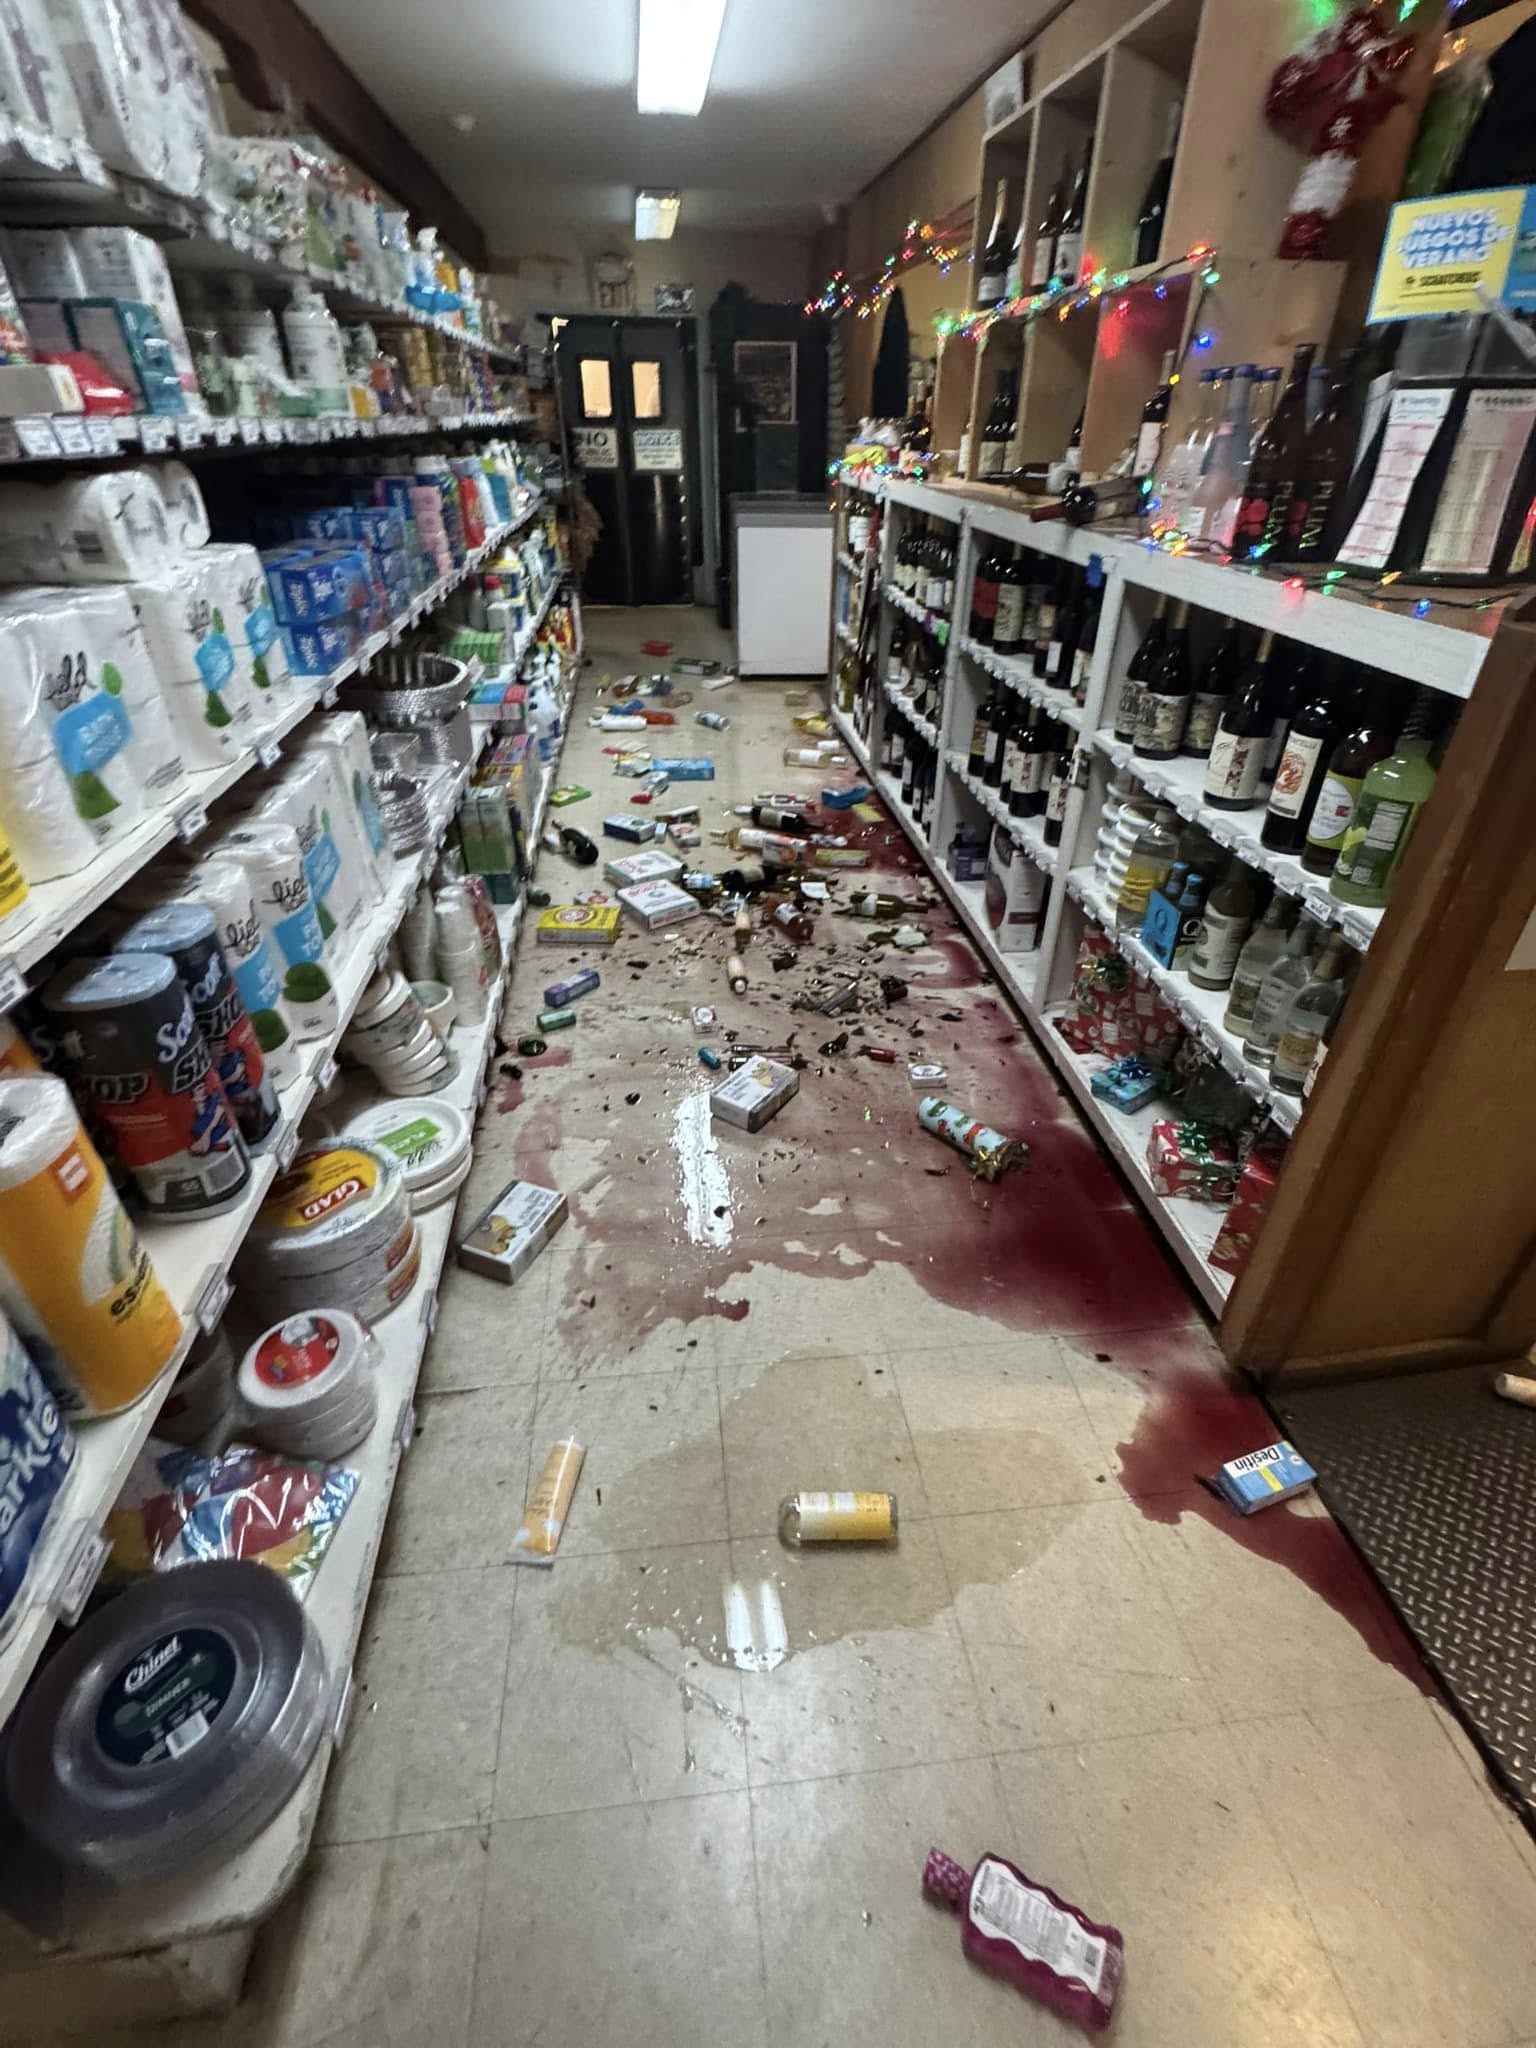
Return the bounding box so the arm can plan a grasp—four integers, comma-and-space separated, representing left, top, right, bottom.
631, 361, 663, 419
579, 358, 613, 419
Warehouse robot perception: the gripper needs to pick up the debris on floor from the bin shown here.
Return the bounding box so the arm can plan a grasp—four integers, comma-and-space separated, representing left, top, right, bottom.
710, 1055, 799, 1131
456, 1179, 568, 1283
778, 1490, 898, 1545
1211, 1439, 1317, 1514
923, 1847, 1125, 2032
548, 785, 590, 807
534, 902, 619, 946
1491, 1370, 1536, 1408
917, 1096, 1027, 1180
509, 1437, 585, 1566
543, 968, 600, 1007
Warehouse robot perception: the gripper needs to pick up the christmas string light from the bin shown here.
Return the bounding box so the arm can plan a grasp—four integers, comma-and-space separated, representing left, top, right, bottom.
803, 208, 972, 319
936, 243, 1221, 346
1134, 522, 1514, 615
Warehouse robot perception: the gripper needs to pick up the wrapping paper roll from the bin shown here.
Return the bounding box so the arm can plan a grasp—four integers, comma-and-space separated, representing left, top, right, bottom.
0, 471, 176, 585
178, 855, 299, 1087
202, 542, 292, 710
130, 555, 256, 767
0, 590, 147, 881
14, 585, 186, 808
253, 752, 364, 966
156, 460, 211, 550
0, 1075, 182, 1416
312, 712, 390, 900
220, 821, 338, 1040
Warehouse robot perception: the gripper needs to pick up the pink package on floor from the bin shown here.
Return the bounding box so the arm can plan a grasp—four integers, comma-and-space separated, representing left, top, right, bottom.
923, 1846, 1124, 2032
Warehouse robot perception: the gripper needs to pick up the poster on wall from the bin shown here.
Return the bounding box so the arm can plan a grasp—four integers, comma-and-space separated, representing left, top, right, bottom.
632, 427, 683, 472
592, 254, 634, 314
572, 424, 619, 469
733, 340, 797, 424
655, 282, 694, 315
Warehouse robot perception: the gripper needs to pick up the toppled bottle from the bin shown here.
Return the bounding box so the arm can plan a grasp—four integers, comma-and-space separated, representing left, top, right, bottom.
923, 1847, 1124, 2032
778, 1491, 897, 1544
918, 1096, 1026, 1180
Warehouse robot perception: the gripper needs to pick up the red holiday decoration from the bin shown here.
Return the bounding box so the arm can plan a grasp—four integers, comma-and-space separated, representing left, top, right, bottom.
1266, 6, 1417, 260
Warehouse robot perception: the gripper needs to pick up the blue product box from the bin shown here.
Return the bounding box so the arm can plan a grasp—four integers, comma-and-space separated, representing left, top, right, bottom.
1140, 885, 1183, 968
67, 297, 185, 414
603, 814, 657, 843
544, 968, 600, 1007
282, 618, 360, 676
649, 758, 715, 781
373, 546, 411, 590
301, 507, 351, 543
1214, 1441, 1317, 1514
347, 506, 408, 554
1090, 1055, 1163, 1113
486, 473, 512, 523
265, 545, 375, 627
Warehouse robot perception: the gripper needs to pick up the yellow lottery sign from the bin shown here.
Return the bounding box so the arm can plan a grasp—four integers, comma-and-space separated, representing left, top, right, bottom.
1368, 187, 1536, 324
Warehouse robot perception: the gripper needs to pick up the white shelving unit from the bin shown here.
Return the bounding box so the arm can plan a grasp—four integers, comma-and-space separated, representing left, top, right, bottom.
0, 406, 537, 469
831, 471, 1495, 1316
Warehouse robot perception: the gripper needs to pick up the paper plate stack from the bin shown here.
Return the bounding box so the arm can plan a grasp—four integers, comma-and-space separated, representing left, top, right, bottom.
237, 1309, 380, 1459
6, 1560, 329, 1882
344, 970, 457, 1097
239, 1142, 420, 1322
342, 1097, 473, 1213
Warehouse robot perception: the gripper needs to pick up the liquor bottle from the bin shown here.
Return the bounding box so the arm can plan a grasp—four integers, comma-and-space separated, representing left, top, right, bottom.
1001, 699, 1029, 810
1017, 707, 1051, 818
1115, 806, 1178, 932
1171, 867, 1210, 972
981, 688, 1008, 789
927, 527, 953, 613
1243, 916, 1318, 1066
1031, 562, 1063, 680
977, 180, 1011, 307
1043, 733, 1071, 847
1203, 629, 1277, 810
1063, 410, 1084, 480
1134, 599, 1192, 760
901, 727, 918, 807
1331, 688, 1439, 908
893, 523, 914, 594
1223, 894, 1292, 1037
1150, 366, 1224, 533
1054, 147, 1091, 286
993, 546, 1028, 655
1279, 349, 1358, 563
1135, 351, 1178, 477
1262, 654, 1340, 852
1188, 859, 1256, 991
1231, 343, 1316, 559
976, 369, 1019, 478
1069, 567, 1102, 705
1259, 641, 1311, 804
1184, 366, 1257, 547
1182, 617, 1243, 759
886, 618, 907, 690
1303, 994, 1342, 1101
1002, 208, 1028, 302
1134, 99, 1182, 266
968, 684, 997, 779
887, 723, 906, 777
1023, 550, 1054, 656
1302, 674, 1397, 875
1113, 595, 1168, 746
969, 544, 1004, 644
1045, 568, 1082, 689
1030, 162, 1067, 291
1271, 935, 1348, 1095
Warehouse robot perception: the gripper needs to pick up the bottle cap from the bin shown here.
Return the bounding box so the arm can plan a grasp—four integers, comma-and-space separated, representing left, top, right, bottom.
923, 1847, 971, 1909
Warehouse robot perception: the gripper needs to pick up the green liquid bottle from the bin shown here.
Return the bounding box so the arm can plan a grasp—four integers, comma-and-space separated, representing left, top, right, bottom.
1331, 689, 1439, 910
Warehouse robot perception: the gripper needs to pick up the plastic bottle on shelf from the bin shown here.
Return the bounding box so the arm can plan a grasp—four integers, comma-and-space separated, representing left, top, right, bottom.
282, 285, 349, 415
222, 275, 287, 383
1115, 806, 1178, 933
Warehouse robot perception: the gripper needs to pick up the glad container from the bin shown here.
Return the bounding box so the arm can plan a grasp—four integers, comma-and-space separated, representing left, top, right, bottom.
238, 1142, 417, 1320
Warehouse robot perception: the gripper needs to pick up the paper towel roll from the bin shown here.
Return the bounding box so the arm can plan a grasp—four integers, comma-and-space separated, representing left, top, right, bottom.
0, 471, 176, 585
178, 855, 298, 1088
0, 1074, 182, 1416
0, 3, 86, 149
220, 820, 338, 1040
130, 555, 256, 767
12, 585, 186, 807
313, 712, 390, 899
202, 541, 292, 711
156, 459, 211, 549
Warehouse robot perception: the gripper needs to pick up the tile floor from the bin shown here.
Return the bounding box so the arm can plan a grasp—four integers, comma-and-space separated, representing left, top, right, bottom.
99, 608, 1536, 2046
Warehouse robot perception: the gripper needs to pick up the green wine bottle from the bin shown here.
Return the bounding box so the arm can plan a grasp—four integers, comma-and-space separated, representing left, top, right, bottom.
1331, 689, 1439, 909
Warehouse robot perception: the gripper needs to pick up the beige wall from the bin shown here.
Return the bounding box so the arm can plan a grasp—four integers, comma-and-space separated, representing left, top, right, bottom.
487, 228, 813, 326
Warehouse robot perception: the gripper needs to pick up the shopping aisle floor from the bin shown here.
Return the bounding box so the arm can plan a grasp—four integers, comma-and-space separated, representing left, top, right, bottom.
142, 610, 1536, 2048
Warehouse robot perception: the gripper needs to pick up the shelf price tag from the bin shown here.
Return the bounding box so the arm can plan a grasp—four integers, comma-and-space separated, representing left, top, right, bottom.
260, 419, 283, 445
419, 1290, 439, 1335
238, 417, 262, 445
139, 418, 174, 453
256, 738, 282, 769
321, 683, 340, 708
1207, 817, 1237, 850
174, 796, 209, 843
276, 1123, 300, 1170
1339, 911, 1375, 952
53, 418, 92, 456
49, 1522, 109, 1626
86, 418, 119, 455
15, 416, 60, 458
317, 1053, 339, 1091
174, 419, 204, 450
1302, 887, 1336, 929
211, 418, 239, 447
0, 956, 27, 1014
196, 1269, 232, 1334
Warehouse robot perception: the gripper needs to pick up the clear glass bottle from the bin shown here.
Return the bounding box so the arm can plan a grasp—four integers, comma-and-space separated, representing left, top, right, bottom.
1243, 916, 1318, 1066
1330, 688, 1440, 909
1187, 859, 1256, 991
1184, 365, 1257, 546
1223, 894, 1292, 1036
1115, 806, 1178, 933
1271, 935, 1349, 1096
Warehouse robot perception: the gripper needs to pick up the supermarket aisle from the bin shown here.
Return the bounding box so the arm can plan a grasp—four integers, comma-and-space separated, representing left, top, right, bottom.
140, 612, 1536, 2048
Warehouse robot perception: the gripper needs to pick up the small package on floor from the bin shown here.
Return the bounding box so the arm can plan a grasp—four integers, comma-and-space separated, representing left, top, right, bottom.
535, 904, 621, 946
711, 1056, 799, 1132
649, 757, 715, 780
1146, 1119, 1238, 1203
509, 1437, 585, 1566
603, 812, 661, 843
618, 878, 703, 930
604, 847, 684, 889
457, 1180, 568, 1284
1213, 1440, 1316, 1514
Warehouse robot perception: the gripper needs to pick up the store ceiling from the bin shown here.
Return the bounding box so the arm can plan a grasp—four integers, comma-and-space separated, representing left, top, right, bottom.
295, 0, 1056, 249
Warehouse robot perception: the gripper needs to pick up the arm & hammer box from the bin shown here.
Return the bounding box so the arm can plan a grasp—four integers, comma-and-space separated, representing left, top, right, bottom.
457, 1181, 568, 1284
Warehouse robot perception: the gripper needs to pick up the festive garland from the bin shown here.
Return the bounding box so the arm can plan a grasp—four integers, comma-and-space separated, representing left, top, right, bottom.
937, 244, 1220, 344
803, 207, 972, 320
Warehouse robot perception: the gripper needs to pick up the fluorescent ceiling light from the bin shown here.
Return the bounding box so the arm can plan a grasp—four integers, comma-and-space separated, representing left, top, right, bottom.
635, 188, 681, 239
636, 0, 727, 116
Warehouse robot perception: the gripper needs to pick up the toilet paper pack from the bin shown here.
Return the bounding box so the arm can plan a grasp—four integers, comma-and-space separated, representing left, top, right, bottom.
220, 820, 338, 1041
130, 554, 257, 766
202, 541, 292, 708
13, 585, 185, 807
0, 470, 176, 586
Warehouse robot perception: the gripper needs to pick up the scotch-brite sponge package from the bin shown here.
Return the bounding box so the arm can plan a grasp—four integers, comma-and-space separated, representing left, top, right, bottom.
0, 588, 148, 879
0, 470, 176, 585
130, 554, 257, 767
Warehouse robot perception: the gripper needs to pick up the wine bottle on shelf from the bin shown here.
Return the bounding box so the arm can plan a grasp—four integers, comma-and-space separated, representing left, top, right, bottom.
1054, 146, 1091, 286
1187, 859, 1256, 991
1303, 992, 1343, 1100
968, 685, 996, 778
1331, 688, 1440, 909
1030, 162, 1068, 292
886, 618, 907, 690
1031, 562, 1063, 680
1063, 410, 1084, 480
1223, 894, 1293, 1038
1182, 616, 1243, 759
981, 687, 1009, 789
1244, 916, 1318, 1066
1134, 599, 1192, 760
1149, 366, 1224, 533
1302, 673, 1398, 875
1018, 707, 1052, 819
1070, 566, 1102, 705
1279, 349, 1359, 563
1003, 208, 1028, 302
1231, 343, 1317, 560
1184, 365, 1258, 547
1262, 655, 1341, 853
1271, 935, 1349, 1096
1023, 550, 1053, 656
1046, 567, 1082, 689
976, 369, 1019, 478
1113, 595, 1169, 747
977, 180, 1012, 307
1043, 733, 1072, 847
993, 546, 1028, 656
1135, 351, 1178, 478
997, 698, 1025, 810
1260, 642, 1314, 804
1134, 98, 1183, 267
1204, 629, 1278, 810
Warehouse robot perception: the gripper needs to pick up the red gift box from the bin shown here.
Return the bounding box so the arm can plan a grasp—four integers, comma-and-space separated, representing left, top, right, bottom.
1209, 1147, 1284, 1276
1147, 1118, 1238, 1204
1056, 928, 1184, 1065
